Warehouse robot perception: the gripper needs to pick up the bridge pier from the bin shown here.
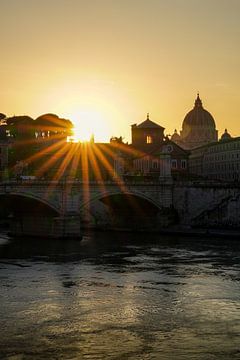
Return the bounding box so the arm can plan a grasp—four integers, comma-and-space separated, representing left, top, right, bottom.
52, 215, 82, 239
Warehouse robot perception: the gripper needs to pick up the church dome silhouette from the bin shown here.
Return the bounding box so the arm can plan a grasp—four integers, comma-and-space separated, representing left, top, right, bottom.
179, 94, 218, 149
171, 129, 180, 142
220, 129, 231, 141
182, 94, 216, 129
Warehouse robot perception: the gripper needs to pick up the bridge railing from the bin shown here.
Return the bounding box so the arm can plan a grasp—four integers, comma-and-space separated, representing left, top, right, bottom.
0, 178, 168, 186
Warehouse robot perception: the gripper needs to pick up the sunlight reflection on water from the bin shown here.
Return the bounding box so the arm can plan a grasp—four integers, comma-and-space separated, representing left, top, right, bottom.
0, 232, 240, 359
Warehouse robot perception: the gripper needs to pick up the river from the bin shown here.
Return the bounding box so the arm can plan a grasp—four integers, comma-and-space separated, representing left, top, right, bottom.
0, 231, 240, 359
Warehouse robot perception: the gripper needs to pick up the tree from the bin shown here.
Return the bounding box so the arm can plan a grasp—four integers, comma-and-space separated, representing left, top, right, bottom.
0, 113, 6, 121
35, 113, 73, 137
5, 115, 35, 139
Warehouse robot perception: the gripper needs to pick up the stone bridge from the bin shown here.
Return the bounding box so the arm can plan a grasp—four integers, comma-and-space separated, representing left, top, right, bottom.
173, 182, 240, 228
0, 179, 240, 237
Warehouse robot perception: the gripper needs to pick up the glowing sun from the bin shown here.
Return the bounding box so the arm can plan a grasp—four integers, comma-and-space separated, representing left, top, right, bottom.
70, 110, 109, 142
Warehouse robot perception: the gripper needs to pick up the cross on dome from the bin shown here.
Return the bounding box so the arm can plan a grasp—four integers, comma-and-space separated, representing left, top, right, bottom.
195, 93, 202, 108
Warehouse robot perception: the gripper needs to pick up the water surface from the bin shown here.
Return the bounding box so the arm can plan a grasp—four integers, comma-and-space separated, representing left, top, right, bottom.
0, 231, 240, 359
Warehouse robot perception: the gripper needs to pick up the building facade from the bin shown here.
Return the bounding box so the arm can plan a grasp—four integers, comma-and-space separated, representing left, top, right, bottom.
131, 113, 165, 151
130, 115, 189, 178
189, 132, 240, 181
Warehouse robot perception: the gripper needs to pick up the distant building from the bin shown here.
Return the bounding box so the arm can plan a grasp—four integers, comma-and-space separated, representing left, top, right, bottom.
189, 130, 240, 181
131, 113, 165, 151
172, 94, 218, 149
2, 94, 240, 184
130, 115, 189, 178
170, 93, 240, 181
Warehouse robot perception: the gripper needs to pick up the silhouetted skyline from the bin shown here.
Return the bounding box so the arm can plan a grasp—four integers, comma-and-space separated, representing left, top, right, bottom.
2, 0, 240, 141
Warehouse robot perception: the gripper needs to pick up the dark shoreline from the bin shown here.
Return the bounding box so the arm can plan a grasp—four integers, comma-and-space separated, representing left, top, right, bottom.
82, 225, 240, 239
1, 223, 240, 240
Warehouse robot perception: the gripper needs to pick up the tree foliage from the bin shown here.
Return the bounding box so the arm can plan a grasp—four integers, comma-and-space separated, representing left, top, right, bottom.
35, 113, 73, 136
6, 116, 35, 138
3, 113, 73, 139
0, 113, 6, 120
3, 113, 74, 171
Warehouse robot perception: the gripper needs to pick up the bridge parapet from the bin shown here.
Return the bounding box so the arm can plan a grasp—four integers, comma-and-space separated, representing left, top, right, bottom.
0, 179, 173, 213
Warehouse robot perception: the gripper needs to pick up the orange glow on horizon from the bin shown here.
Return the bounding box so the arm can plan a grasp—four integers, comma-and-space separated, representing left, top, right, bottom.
2, 1, 240, 140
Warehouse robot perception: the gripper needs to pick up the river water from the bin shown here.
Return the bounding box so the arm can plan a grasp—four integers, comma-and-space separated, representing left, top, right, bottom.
0, 231, 240, 360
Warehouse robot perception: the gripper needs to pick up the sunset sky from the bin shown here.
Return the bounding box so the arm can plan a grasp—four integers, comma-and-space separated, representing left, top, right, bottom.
1, 0, 240, 142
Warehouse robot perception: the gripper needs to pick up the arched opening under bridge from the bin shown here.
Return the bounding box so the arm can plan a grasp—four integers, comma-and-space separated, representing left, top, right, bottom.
85, 193, 177, 231
0, 194, 60, 237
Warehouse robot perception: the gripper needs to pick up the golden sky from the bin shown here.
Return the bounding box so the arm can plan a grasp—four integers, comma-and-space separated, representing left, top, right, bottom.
1, 0, 240, 142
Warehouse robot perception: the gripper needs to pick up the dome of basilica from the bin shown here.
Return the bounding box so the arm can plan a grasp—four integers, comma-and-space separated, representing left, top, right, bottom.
179, 94, 218, 149
182, 94, 216, 129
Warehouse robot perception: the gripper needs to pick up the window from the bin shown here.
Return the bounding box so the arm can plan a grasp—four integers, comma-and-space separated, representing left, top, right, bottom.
172, 159, 177, 169
181, 160, 187, 169
146, 135, 152, 144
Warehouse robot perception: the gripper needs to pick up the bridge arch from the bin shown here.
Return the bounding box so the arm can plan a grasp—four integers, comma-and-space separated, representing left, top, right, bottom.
80, 189, 164, 211
80, 190, 177, 230
0, 191, 60, 216
0, 192, 63, 238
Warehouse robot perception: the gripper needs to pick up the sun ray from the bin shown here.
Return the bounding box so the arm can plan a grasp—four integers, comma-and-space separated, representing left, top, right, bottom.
14, 137, 66, 167
41, 143, 79, 205
88, 144, 106, 194
9, 138, 67, 180
68, 142, 81, 181
108, 140, 147, 159
92, 144, 127, 192
34, 143, 69, 177
91, 144, 146, 220
96, 143, 149, 215
80, 143, 91, 225
88, 144, 104, 182
52, 144, 77, 182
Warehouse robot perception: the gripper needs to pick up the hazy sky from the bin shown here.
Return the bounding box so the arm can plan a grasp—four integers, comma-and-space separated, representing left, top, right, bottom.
1, 0, 240, 141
